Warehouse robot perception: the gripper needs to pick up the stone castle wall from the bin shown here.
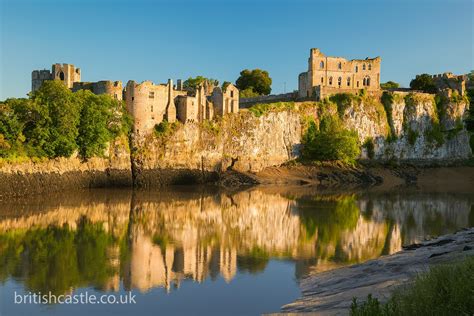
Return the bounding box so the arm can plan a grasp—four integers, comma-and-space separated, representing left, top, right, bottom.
299, 48, 381, 99
72, 80, 123, 100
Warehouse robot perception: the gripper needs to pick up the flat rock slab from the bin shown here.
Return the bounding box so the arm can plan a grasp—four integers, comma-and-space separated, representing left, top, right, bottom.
270, 228, 474, 316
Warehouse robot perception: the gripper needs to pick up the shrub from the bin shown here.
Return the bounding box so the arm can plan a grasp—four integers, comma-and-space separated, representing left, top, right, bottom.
240, 87, 260, 98
248, 102, 295, 117
302, 115, 360, 163
154, 120, 179, 139
424, 122, 444, 147
380, 81, 400, 90
407, 128, 419, 146
350, 256, 474, 316
363, 138, 375, 159
329, 93, 361, 118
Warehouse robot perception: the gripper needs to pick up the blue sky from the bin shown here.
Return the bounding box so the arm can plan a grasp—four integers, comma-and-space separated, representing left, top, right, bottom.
0, 0, 472, 100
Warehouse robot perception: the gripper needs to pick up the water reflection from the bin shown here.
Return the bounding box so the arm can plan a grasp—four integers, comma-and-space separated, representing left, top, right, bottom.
0, 187, 473, 297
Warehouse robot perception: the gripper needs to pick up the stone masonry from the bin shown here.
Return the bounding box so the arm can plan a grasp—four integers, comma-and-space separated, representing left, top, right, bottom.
298, 48, 381, 100
31, 63, 240, 136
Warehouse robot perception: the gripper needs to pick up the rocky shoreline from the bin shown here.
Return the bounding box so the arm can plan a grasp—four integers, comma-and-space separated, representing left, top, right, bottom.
269, 228, 474, 316
2, 160, 474, 199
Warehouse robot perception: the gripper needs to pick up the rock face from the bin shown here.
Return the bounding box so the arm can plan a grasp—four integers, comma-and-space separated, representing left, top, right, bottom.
0, 92, 471, 193
372, 92, 472, 160
133, 92, 471, 186
132, 111, 302, 186
0, 137, 132, 199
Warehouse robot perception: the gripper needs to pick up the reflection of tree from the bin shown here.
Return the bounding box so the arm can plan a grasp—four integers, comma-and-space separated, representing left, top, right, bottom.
0, 216, 117, 295
237, 247, 269, 274
298, 196, 360, 254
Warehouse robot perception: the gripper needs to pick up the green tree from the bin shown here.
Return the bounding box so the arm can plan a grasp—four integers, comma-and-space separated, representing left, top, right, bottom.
240, 87, 260, 98
0, 100, 25, 157
183, 76, 218, 93
30, 80, 80, 157
302, 116, 360, 163
235, 69, 272, 95
380, 81, 400, 89
75, 90, 116, 158
410, 74, 437, 93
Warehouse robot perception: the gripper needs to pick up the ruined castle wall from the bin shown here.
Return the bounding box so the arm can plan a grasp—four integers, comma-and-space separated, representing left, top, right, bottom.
52, 63, 81, 88
300, 48, 381, 99
72, 81, 123, 100
31, 70, 53, 92
125, 81, 173, 135
176, 96, 199, 123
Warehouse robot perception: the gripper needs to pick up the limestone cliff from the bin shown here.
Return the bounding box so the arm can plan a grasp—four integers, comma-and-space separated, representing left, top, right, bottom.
133, 92, 471, 186
0, 92, 471, 193
131, 111, 301, 186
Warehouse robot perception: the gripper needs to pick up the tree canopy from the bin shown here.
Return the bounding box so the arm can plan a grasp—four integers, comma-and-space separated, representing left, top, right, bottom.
380, 81, 400, 90
235, 69, 272, 96
410, 74, 437, 94
183, 76, 218, 93
0, 80, 132, 161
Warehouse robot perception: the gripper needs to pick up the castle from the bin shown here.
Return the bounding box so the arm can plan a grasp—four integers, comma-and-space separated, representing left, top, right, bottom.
31, 64, 239, 136
298, 48, 381, 99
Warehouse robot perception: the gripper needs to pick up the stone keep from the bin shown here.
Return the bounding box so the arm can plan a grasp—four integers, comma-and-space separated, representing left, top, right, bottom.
32, 63, 81, 92
298, 48, 381, 99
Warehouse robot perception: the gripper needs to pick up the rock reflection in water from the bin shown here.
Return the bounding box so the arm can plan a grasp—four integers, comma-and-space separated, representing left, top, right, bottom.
0, 187, 472, 296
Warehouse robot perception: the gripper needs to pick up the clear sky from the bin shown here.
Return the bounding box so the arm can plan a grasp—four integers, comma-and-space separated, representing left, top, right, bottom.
0, 0, 472, 100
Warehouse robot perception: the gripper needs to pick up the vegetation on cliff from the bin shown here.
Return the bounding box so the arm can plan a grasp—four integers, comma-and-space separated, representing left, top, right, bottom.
301, 115, 360, 163
350, 256, 474, 316
0, 81, 132, 161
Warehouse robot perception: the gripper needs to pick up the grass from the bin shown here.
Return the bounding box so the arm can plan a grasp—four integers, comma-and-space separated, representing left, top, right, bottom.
248, 102, 295, 117
350, 256, 474, 316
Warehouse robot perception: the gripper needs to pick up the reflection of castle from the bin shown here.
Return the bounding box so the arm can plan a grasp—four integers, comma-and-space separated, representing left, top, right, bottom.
123, 228, 238, 292
0, 189, 472, 294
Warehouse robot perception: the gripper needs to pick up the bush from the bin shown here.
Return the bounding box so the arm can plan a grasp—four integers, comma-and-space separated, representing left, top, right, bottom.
424, 122, 444, 147
407, 128, 419, 146
350, 256, 474, 316
302, 115, 360, 163
248, 102, 295, 117
363, 138, 375, 159
240, 87, 260, 98
154, 120, 179, 138
329, 93, 361, 118
380, 81, 400, 90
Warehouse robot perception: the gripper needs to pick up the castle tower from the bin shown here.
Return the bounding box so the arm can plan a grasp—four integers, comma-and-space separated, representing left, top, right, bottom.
52, 63, 81, 88
31, 63, 81, 92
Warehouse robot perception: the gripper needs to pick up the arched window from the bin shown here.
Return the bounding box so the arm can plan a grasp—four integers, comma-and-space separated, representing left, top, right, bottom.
347, 77, 351, 87
368, 64, 372, 71
321, 77, 324, 84
357, 81, 360, 88
338, 62, 342, 70
337, 77, 342, 87
355, 66, 359, 73
367, 77, 371, 86
329, 77, 333, 85
363, 78, 367, 86
59, 71, 65, 80
320, 61, 324, 69
363, 64, 366, 71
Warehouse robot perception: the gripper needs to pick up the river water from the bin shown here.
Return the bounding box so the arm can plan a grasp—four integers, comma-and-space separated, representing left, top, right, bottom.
1, 186, 473, 316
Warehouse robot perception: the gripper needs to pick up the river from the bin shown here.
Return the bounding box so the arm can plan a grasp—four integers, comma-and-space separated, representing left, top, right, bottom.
1, 186, 473, 315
